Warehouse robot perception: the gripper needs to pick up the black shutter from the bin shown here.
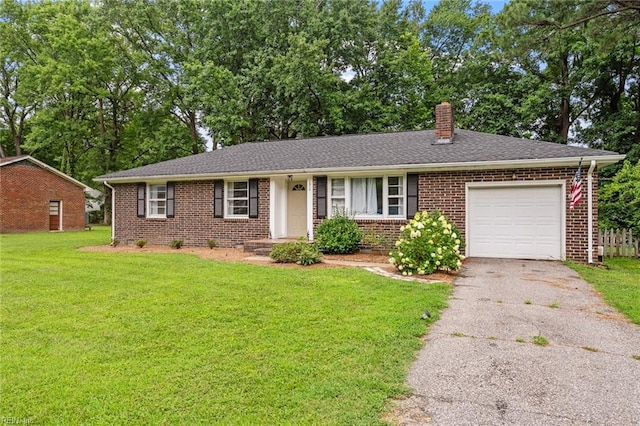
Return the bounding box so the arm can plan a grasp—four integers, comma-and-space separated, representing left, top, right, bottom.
213, 180, 224, 218
166, 182, 175, 218
137, 183, 146, 218
316, 176, 327, 219
406, 173, 419, 218
248, 178, 259, 218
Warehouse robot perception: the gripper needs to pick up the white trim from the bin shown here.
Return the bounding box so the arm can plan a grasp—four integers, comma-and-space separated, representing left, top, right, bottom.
327, 174, 406, 219
306, 177, 313, 241
269, 179, 276, 238
465, 180, 566, 260
147, 183, 168, 219
587, 160, 596, 263
224, 180, 250, 219
58, 200, 63, 231
103, 181, 115, 241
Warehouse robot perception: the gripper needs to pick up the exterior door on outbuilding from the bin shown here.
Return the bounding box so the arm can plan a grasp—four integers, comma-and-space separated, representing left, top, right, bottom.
49, 201, 61, 231
466, 183, 565, 260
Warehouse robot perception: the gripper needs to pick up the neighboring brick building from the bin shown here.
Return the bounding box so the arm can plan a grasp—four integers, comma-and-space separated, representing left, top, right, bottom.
97, 103, 625, 263
0, 156, 90, 233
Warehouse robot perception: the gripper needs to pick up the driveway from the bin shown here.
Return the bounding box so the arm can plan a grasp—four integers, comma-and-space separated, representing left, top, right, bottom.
394, 258, 640, 425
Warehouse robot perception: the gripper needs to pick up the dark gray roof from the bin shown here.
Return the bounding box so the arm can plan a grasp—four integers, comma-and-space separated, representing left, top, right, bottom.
96, 129, 624, 181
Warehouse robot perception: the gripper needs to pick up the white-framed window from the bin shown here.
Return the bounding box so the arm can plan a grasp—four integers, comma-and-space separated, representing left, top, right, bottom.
330, 178, 346, 213
328, 175, 404, 218
226, 181, 249, 217
148, 184, 167, 218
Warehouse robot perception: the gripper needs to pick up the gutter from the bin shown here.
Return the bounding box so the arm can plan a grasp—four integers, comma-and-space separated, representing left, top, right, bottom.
587, 160, 596, 264
103, 181, 115, 242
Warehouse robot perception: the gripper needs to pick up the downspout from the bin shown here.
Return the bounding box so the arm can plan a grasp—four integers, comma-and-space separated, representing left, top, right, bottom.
587, 160, 596, 264
103, 181, 115, 242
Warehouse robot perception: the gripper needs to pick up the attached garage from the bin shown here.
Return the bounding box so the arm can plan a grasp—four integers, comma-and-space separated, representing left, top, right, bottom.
466, 182, 565, 260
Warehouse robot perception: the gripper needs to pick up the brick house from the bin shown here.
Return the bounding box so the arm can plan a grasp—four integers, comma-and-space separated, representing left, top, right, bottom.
0, 156, 91, 233
96, 103, 624, 263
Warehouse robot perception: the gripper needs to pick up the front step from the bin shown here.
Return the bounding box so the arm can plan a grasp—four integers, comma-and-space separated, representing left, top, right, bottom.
252, 247, 273, 257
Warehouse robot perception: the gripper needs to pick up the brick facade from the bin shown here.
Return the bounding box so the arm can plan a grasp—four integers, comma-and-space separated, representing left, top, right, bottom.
114, 168, 596, 262
313, 167, 597, 263
0, 161, 86, 233
113, 179, 270, 247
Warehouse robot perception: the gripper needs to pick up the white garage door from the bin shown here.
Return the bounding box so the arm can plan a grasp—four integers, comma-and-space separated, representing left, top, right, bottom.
467, 184, 564, 260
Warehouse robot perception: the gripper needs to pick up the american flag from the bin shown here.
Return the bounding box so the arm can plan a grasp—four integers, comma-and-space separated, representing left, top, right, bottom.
570, 162, 582, 209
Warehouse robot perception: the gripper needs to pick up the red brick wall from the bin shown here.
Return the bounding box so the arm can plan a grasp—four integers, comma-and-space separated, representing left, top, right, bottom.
113, 169, 597, 262
313, 168, 598, 263
112, 179, 270, 247
0, 161, 86, 233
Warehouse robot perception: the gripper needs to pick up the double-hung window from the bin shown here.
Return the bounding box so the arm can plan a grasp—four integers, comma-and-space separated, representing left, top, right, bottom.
328, 175, 404, 218
226, 181, 249, 217
148, 184, 167, 218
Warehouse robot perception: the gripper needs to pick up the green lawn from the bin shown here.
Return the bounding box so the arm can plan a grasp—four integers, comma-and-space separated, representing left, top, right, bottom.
0, 228, 451, 424
569, 257, 640, 325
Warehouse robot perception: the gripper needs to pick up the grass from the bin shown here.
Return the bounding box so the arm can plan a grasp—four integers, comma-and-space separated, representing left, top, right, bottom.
569, 257, 640, 325
548, 300, 560, 309
0, 228, 451, 424
532, 335, 549, 346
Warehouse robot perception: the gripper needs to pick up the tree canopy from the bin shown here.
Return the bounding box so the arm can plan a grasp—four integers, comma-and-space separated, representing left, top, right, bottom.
1, 0, 638, 228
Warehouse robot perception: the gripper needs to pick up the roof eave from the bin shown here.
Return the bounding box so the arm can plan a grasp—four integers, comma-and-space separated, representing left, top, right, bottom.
95, 154, 626, 184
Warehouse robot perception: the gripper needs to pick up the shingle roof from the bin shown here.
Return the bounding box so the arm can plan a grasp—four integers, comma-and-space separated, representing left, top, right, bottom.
96, 129, 624, 181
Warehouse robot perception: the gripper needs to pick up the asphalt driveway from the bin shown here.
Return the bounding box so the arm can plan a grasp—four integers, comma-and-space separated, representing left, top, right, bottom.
394, 258, 640, 425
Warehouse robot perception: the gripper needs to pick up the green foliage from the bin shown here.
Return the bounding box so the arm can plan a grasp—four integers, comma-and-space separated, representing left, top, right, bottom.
110, 238, 120, 247
599, 161, 640, 235
135, 239, 147, 248
569, 257, 640, 325
207, 239, 217, 249
361, 229, 386, 252
390, 210, 465, 275
532, 335, 549, 346
315, 213, 362, 254
269, 242, 321, 266
169, 239, 184, 249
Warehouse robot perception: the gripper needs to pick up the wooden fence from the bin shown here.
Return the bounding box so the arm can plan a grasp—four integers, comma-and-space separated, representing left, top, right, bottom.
598, 228, 639, 258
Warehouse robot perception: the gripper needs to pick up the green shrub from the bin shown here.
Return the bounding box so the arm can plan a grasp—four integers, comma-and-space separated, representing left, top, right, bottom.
207, 239, 217, 249
315, 212, 362, 254
135, 239, 147, 248
111, 238, 120, 247
270, 242, 321, 265
296, 243, 322, 266
389, 210, 465, 275
170, 239, 184, 249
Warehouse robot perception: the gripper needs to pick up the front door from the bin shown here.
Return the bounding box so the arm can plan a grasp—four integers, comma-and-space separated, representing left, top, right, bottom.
49, 201, 61, 231
287, 181, 307, 238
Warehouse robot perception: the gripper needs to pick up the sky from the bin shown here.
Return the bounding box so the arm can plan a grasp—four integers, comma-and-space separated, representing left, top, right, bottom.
422, 0, 509, 14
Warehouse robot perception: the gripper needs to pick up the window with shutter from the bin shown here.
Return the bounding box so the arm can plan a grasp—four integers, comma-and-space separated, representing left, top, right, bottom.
166, 182, 175, 218
137, 183, 145, 218
316, 176, 327, 219
213, 180, 224, 218
249, 179, 259, 218
406, 173, 419, 218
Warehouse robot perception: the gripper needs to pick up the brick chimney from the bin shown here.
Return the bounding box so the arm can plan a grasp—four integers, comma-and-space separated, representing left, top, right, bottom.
435, 101, 454, 143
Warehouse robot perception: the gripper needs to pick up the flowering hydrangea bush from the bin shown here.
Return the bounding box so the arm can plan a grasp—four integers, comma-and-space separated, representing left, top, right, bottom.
389, 210, 465, 275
